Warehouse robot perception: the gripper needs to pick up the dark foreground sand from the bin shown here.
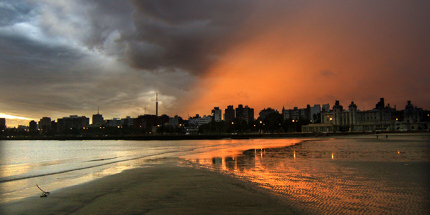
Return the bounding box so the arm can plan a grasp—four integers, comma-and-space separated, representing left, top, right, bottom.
1, 163, 301, 215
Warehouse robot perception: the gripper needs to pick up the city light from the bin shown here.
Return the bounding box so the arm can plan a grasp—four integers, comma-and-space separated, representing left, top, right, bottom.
1, 99, 428, 137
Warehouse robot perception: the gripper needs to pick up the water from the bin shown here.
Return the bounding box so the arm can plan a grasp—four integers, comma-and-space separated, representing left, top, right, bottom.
1, 134, 429, 214
187, 133, 430, 214
0, 138, 303, 203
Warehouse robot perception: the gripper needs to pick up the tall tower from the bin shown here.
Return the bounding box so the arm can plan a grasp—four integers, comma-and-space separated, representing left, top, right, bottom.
332, 100, 343, 126
348, 101, 357, 131
156, 93, 159, 117
92, 106, 104, 126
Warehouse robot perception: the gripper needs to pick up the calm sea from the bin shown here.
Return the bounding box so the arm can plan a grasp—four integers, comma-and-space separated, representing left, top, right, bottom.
1, 134, 429, 214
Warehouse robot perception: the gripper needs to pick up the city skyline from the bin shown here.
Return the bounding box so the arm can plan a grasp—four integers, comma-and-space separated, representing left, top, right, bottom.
1, 97, 426, 129
1, 1, 430, 127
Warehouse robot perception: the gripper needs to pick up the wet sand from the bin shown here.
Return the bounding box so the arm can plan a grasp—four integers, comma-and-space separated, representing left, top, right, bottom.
1, 163, 301, 215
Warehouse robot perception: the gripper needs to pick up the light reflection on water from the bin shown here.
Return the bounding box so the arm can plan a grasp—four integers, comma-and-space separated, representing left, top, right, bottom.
0, 138, 303, 203
1, 134, 429, 213
186, 135, 430, 214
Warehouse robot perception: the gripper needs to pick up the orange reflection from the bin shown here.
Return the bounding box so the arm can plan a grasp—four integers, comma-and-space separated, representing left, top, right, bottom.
184, 135, 430, 214
182, 138, 303, 161
193, 146, 354, 214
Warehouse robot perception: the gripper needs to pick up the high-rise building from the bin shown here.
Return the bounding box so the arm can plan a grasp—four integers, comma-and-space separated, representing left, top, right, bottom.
57, 115, 89, 131
38, 117, 52, 133
169, 115, 181, 127
121, 116, 134, 127
242, 105, 254, 123
332, 100, 344, 126
310, 105, 322, 123
133, 114, 158, 130
92, 113, 104, 126
224, 105, 235, 122
234, 104, 254, 123
322, 104, 330, 112
29, 120, 38, 132
211, 107, 222, 122
236, 105, 244, 121
0, 118, 5, 131
92, 107, 104, 126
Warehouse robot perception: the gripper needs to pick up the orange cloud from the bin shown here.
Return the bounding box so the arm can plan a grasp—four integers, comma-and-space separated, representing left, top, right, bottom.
184, 2, 430, 117
186, 27, 352, 116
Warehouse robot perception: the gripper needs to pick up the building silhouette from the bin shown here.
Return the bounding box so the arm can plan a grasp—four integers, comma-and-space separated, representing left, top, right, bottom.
169, 115, 182, 127
302, 98, 401, 132
92, 108, 104, 126
38, 117, 52, 133
396, 101, 426, 131
29, 120, 38, 133
57, 115, 89, 132
0, 118, 5, 131
282, 107, 308, 121
238, 105, 254, 123
322, 104, 330, 112
310, 105, 322, 123
106, 118, 122, 127
121, 116, 134, 127
188, 114, 212, 127
224, 105, 235, 122
211, 107, 222, 122
245, 106, 255, 123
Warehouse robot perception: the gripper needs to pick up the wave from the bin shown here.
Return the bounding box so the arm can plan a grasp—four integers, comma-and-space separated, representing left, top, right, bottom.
0, 150, 176, 183
86, 157, 118, 162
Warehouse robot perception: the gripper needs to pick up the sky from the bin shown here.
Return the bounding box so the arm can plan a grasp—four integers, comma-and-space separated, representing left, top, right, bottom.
1, 0, 429, 127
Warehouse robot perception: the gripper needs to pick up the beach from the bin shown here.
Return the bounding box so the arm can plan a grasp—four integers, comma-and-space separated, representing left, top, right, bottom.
1, 162, 300, 215
1, 134, 429, 214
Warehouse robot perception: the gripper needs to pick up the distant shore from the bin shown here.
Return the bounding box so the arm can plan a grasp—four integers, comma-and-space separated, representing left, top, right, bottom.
1, 130, 419, 141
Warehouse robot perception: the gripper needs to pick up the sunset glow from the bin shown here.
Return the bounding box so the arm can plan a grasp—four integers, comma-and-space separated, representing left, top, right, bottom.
1, 1, 429, 127
187, 6, 430, 116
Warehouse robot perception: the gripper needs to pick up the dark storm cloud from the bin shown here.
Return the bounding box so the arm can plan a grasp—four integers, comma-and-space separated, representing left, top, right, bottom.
0, 32, 90, 86
76, 0, 134, 51
0, 0, 198, 122
1, 0, 430, 127
32, 0, 134, 52
0, 0, 33, 26
122, 0, 259, 75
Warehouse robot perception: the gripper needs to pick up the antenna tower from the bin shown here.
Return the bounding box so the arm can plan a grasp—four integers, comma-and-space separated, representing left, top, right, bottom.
156, 93, 159, 117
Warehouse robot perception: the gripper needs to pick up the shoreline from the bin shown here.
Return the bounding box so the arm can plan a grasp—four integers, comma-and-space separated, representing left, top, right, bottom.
1, 162, 306, 215
2, 130, 421, 141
